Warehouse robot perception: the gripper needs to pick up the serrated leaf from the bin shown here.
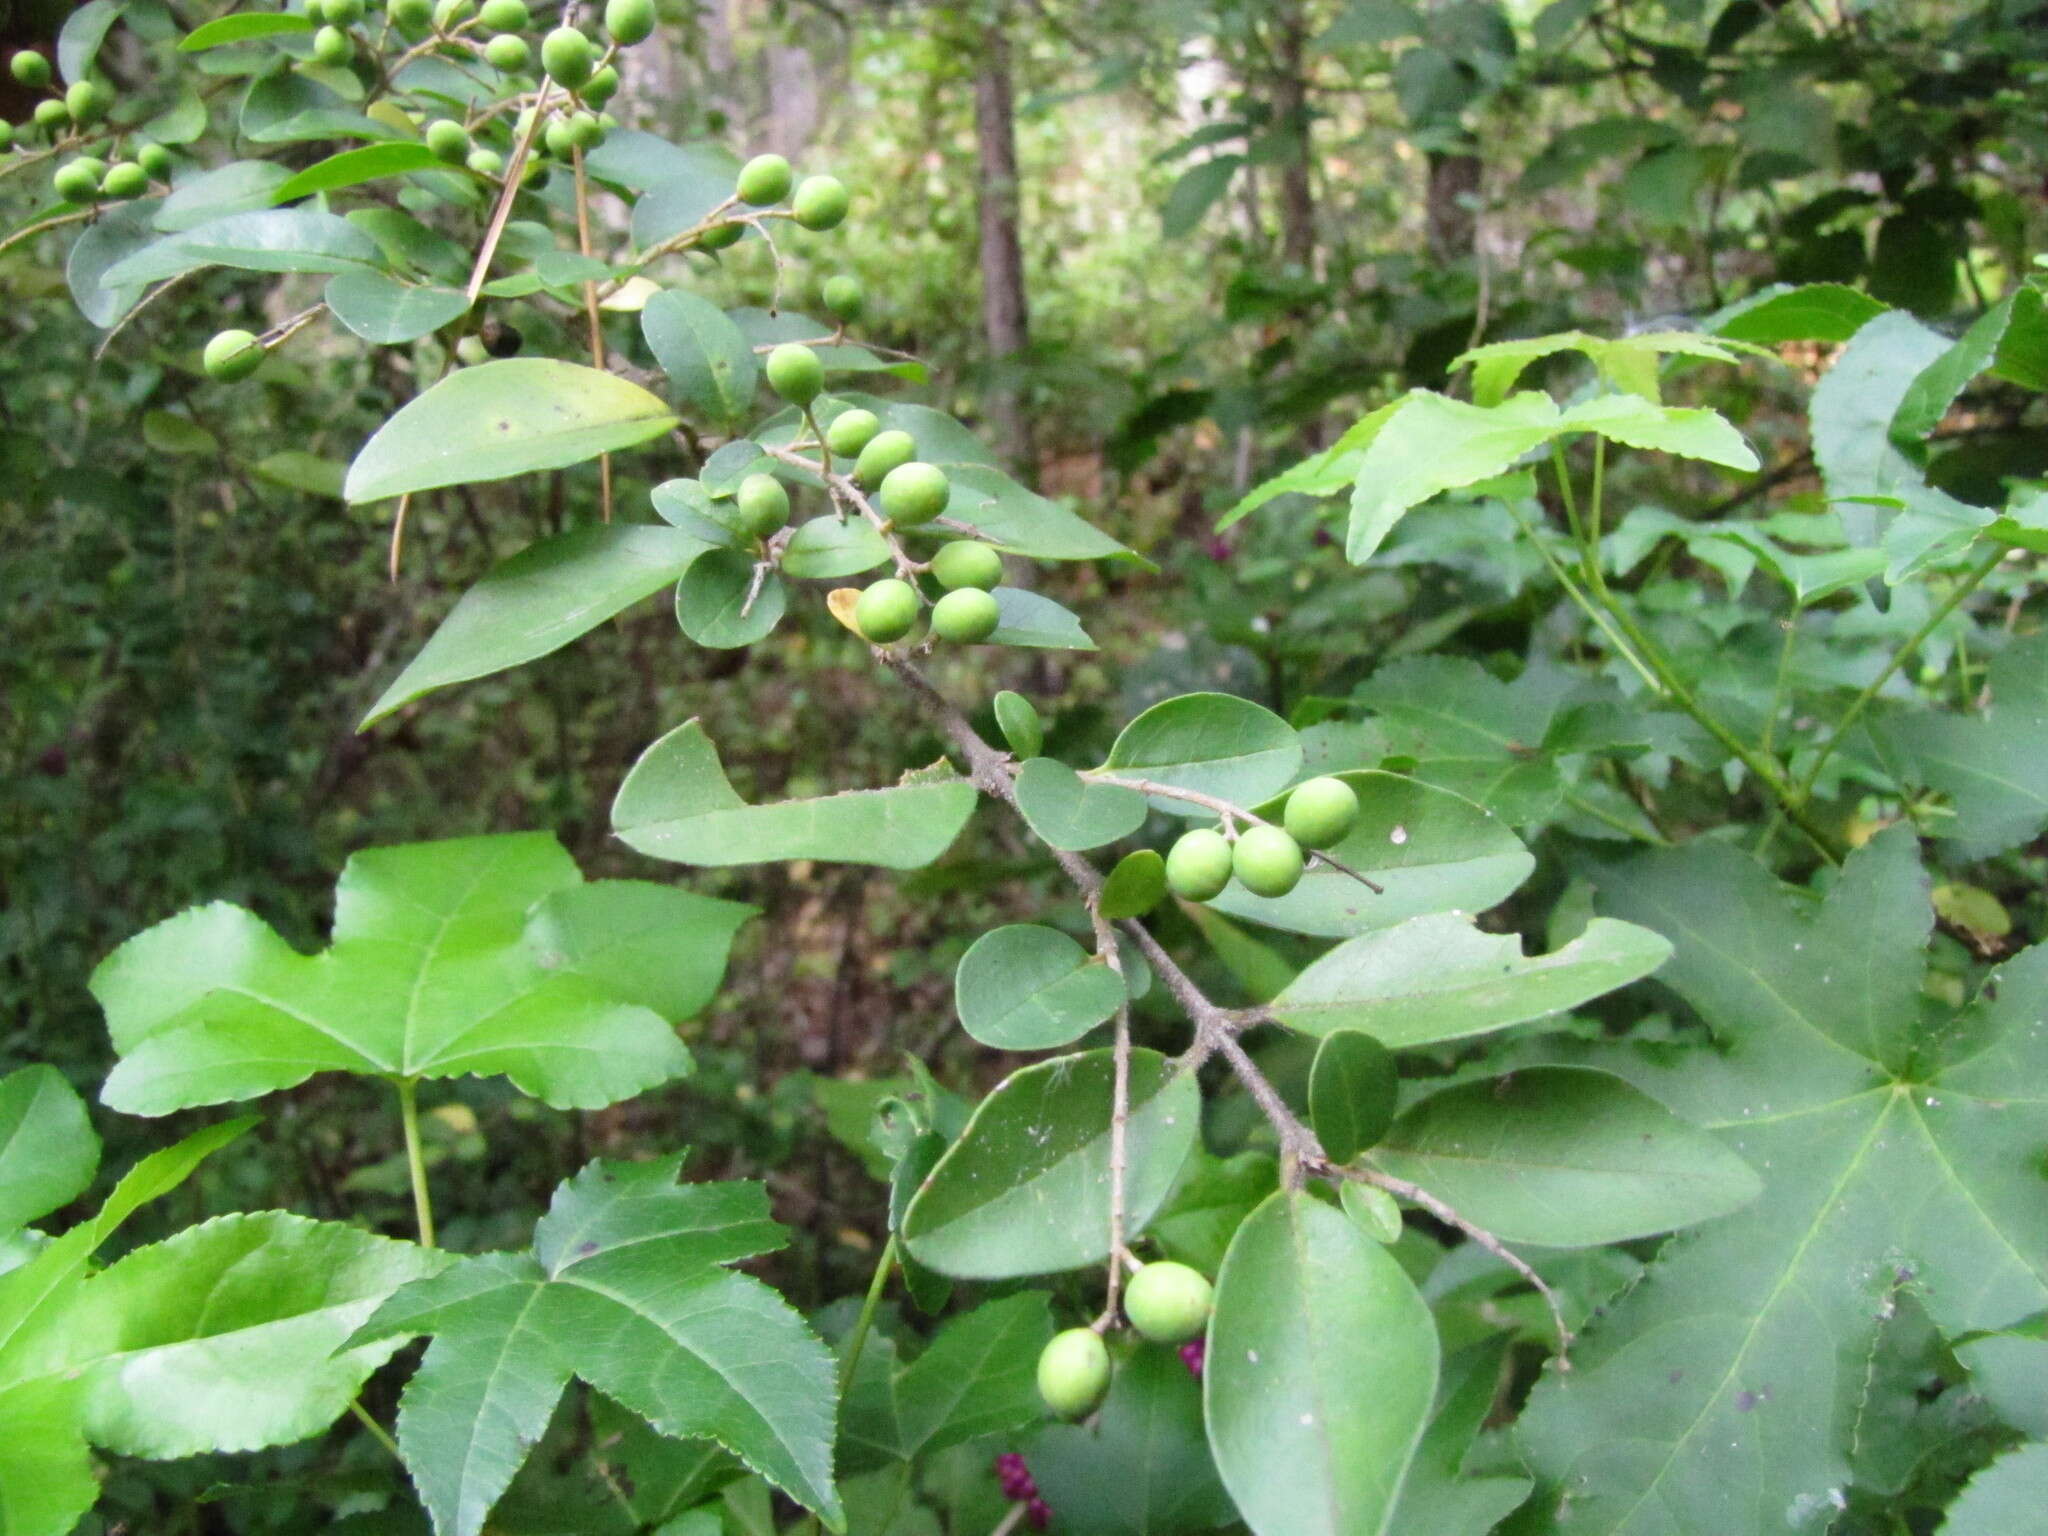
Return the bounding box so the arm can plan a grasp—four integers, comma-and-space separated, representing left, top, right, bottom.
1205, 1190, 1438, 1536
344, 361, 677, 503
364, 526, 712, 726
1219, 401, 1402, 530
1354, 655, 1571, 825
954, 925, 1124, 1050
902, 1049, 1198, 1279
1713, 282, 1890, 343
1556, 394, 1758, 471
351, 1158, 841, 1536
1373, 1068, 1761, 1246
1013, 758, 1146, 850
93, 834, 743, 1113
1100, 693, 1302, 813
1270, 914, 1671, 1047
1347, 391, 1561, 563
1941, 1444, 2048, 1533
891, 1293, 1054, 1458
1516, 829, 2048, 1533
613, 720, 977, 869
0, 1068, 97, 1235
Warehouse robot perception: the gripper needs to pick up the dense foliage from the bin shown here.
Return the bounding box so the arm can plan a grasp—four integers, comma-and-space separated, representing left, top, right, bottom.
5, 2, 2048, 1534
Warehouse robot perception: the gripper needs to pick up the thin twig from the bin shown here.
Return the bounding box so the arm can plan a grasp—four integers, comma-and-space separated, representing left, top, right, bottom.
467, 80, 555, 301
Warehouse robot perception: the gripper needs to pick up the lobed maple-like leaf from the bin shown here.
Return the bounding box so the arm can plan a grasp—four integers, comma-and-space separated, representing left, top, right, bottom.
1514, 828, 2048, 1533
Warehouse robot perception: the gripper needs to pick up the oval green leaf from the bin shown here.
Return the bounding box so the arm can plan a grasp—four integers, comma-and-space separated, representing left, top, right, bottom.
181, 13, 315, 50
1102, 693, 1302, 813
642, 289, 759, 426
955, 925, 1124, 1050
676, 549, 784, 649
273, 143, 443, 203
1309, 1031, 1399, 1163
325, 270, 470, 345
1014, 758, 1146, 851
1099, 849, 1167, 920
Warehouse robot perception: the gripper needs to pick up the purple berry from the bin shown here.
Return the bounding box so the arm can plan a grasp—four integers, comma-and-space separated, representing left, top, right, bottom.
1180, 1338, 1206, 1377
1313, 525, 1335, 547
1205, 536, 1232, 561
1026, 1498, 1052, 1529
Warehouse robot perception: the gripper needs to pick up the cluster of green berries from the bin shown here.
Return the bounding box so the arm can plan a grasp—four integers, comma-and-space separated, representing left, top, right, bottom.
734, 153, 850, 230
1161, 776, 1360, 904
1036, 1261, 1215, 1418
5, 49, 174, 203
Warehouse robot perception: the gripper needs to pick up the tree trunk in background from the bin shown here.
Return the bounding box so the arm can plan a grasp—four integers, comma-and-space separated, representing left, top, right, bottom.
1271, 1, 1316, 273
1426, 147, 1481, 262
974, 16, 1036, 476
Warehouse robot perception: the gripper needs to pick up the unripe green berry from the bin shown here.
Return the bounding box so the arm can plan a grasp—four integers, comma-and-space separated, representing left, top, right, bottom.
566, 110, 604, 149
854, 578, 920, 644
539, 25, 595, 88
765, 342, 823, 405
824, 408, 879, 458
390, 0, 433, 32
433, 0, 475, 30
485, 34, 531, 72
312, 25, 354, 65
791, 173, 849, 230
1123, 1261, 1213, 1344
100, 161, 146, 199
930, 540, 1002, 591
698, 220, 742, 250
10, 50, 51, 89
878, 462, 949, 527
1037, 1328, 1111, 1418
1165, 829, 1233, 902
478, 0, 529, 32
202, 329, 265, 383
466, 147, 503, 176
598, 110, 619, 129
455, 334, 490, 366
425, 118, 471, 164
52, 160, 101, 203
325, 0, 367, 23
735, 152, 792, 206
853, 429, 915, 489
1283, 776, 1359, 849
735, 473, 790, 540
931, 588, 1000, 644
1232, 825, 1304, 898
136, 141, 172, 179
33, 100, 68, 134
605, 0, 656, 47
822, 273, 863, 322
544, 116, 577, 157
65, 80, 108, 126
583, 64, 619, 104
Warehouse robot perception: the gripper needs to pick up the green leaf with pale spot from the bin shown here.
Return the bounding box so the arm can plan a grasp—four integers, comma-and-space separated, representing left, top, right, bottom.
954, 925, 1125, 1050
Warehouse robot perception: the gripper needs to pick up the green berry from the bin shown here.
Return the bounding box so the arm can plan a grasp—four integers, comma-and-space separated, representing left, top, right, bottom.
931, 588, 1000, 644
51, 160, 101, 203
824, 407, 879, 458
33, 100, 68, 134
852, 429, 915, 489
540, 25, 595, 88
765, 342, 823, 405
544, 116, 576, 157
202, 329, 265, 383
792, 174, 849, 230
466, 147, 503, 176
1283, 776, 1359, 849
485, 34, 531, 71
389, 0, 433, 32
604, 0, 656, 47
325, 0, 368, 23
100, 161, 145, 199
1165, 829, 1233, 903
136, 141, 172, 179
455, 334, 490, 366
930, 540, 1002, 591
312, 24, 354, 65
425, 118, 471, 163
1232, 825, 1304, 899
567, 110, 604, 149
478, 0, 529, 31
822, 273, 863, 322
1037, 1328, 1111, 1418
735, 152, 792, 206
698, 220, 742, 250
878, 462, 949, 527
735, 474, 790, 540
10, 50, 51, 89
0, 122, 12, 153
65, 81, 108, 126
583, 64, 620, 104
432, 0, 473, 29
1123, 1262, 1213, 1344
854, 578, 919, 644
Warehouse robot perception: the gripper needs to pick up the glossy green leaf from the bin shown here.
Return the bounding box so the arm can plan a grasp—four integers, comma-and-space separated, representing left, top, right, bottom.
1219, 402, 1400, 530
780, 516, 889, 578
1101, 693, 1301, 813
364, 526, 711, 726
1451, 330, 1754, 409
1375, 1068, 1762, 1246
1308, 1031, 1398, 1163
1013, 758, 1146, 850
902, 1049, 1199, 1278
995, 691, 1044, 759
642, 290, 759, 426
1209, 772, 1534, 938
0, 1070, 97, 1237
324, 270, 470, 344
181, 13, 315, 50
1099, 849, 1168, 920
57, 0, 119, 82
65, 198, 160, 328
93, 833, 744, 1112
1556, 394, 1757, 470
1517, 829, 2048, 1533
1714, 283, 1889, 344
350, 1158, 842, 1536
157, 161, 294, 232
102, 208, 382, 287
1353, 655, 1568, 825
273, 143, 443, 202
954, 925, 1124, 1050
1205, 1190, 1438, 1536
613, 720, 977, 869
676, 549, 785, 648
989, 587, 1096, 650
1270, 914, 1670, 1046
1942, 1445, 2048, 1534
889, 1292, 1053, 1458
1339, 1182, 1404, 1244
344, 360, 677, 503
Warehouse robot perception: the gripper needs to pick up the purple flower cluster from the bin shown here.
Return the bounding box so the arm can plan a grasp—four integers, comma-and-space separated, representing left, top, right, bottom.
1179, 1338, 1205, 1377
994, 1452, 1052, 1529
